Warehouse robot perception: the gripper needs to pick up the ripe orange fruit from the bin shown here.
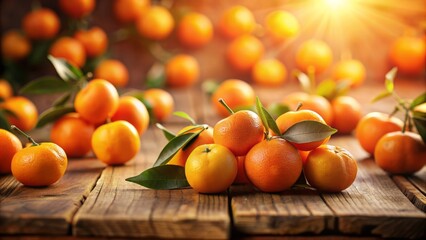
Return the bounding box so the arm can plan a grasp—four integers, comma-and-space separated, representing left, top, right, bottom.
389, 36, 425, 75
299, 150, 310, 165
59, 0, 95, 19
12, 142, 68, 187
374, 132, 425, 174
92, 120, 140, 165
0, 79, 13, 100
74, 79, 119, 125
49, 37, 86, 68
143, 88, 174, 122
331, 96, 362, 134
136, 6, 174, 40
304, 145, 357, 192
213, 110, 264, 156
355, 112, 403, 155
296, 39, 333, 74
212, 79, 256, 117
234, 156, 249, 184
332, 59, 366, 88
245, 138, 302, 192
168, 125, 214, 167
50, 113, 95, 158
264, 10, 299, 42
1, 30, 31, 60
282, 92, 333, 125
74, 27, 108, 58
177, 12, 213, 48
22, 8, 60, 40
0, 96, 38, 131
185, 144, 237, 193
94, 59, 129, 87
227, 35, 264, 72
275, 109, 329, 151
111, 96, 150, 135
114, 0, 150, 23
165, 54, 199, 88
0, 129, 22, 174
218, 5, 255, 39
252, 58, 287, 86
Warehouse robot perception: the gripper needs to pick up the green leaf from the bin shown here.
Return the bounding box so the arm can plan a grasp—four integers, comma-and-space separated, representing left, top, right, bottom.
294, 71, 311, 93
156, 123, 176, 141
201, 79, 219, 96
371, 90, 392, 103
152, 131, 202, 167
36, 105, 75, 128
385, 67, 397, 93
262, 106, 281, 136
282, 120, 337, 143
53, 92, 73, 107
126, 165, 189, 190
146, 62, 166, 89
1, 109, 17, 118
255, 97, 269, 133
267, 103, 289, 119
410, 92, 426, 110
48, 55, 83, 81
173, 111, 196, 125
19, 76, 72, 94
413, 111, 426, 143
316, 79, 336, 99
0, 111, 10, 130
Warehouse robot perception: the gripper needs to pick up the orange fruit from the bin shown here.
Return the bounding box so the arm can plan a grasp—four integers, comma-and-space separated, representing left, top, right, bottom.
111, 96, 150, 135
374, 131, 425, 175
49, 37, 86, 68
331, 96, 362, 134
355, 112, 403, 155
0, 129, 22, 174
22, 8, 60, 40
143, 88, 174, 122
332, 59, 366, 88
0, 79, 13, 100
50, 113, 95, 158
218, 5, 255, 39
74, 79, 119, 125
227, 35, 264, 72
296, 39, 333, 74
0, 96, 38, 131
92, 120, 140, 165
59, 0, 95, 19
299, 150, 310, 165
264, 10, 299, 42
275, 109, 330, 151
234, 156, 249, 184
94, 59, 129, 87
168, 125, 214, 167
213, 110, 264, 156
136, 6, 174, 40
1, 30, 31, 60
252, 58, 287, 86
113, 0, 150, 23
74, 27, 108, 58
282, 92, 333, 125
177, 12, 213, 48
389, 36, 425, 75
165, 54, 199, 88
212, 79, 256, 117
304, 145, 357, 192
12, 142, 68, 187
185, 144, 237, 193
245, 138, 302, 192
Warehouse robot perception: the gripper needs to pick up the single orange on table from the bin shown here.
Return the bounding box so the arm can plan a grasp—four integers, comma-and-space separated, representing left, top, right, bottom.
111, 96, 150, 135
143, 88, 174, 122
245, 138, 302, 192
331, 96, 362, 134
252, 58, 287, 86
0, 79, 13, 100
94, 59, 129, 87
74, 79, 119, 125
0, 96, 38, 131
22, 8, 60, 40
74, 27, 108, 58
114, 0, 150, 23
227, 35, 264, 72
49, 37, 86, 68
59, 0, 95, 19
389, 36, 425, 75
304, 145, 357, 192
374, 131, 425, 175
295, 39, 333, 74
0, 129, 22, 174
185, 144, 238, 194
50, 113, 95, 158
165, 54, 199, 88
332, 59, 366, 88
218, 5, 255, 39
355, 112, 403, 155
1, 30, 31, 60
212, 79, 256, 117
264, 10, 299, 42
177, 12, 213, 48
92, 120, 140, 165
136, 6, 174, 40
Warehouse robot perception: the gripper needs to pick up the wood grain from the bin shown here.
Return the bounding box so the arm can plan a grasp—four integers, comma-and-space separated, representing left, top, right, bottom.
73, 127, 231, 239
392, 168, 426, 212
0, 159, 104, 235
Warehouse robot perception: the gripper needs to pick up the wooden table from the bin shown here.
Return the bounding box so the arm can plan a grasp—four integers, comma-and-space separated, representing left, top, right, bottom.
1, 81, 425, 239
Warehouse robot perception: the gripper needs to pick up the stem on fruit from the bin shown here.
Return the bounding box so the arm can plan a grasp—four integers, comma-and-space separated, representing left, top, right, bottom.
296, 102, 303, 111
11, 125, 39, 146
218, 98, 234, 114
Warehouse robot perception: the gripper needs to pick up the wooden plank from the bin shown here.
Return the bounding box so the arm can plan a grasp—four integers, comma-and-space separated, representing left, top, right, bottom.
392, 168, 426, 212
73, 126, 231, 239
0, 159, 104, 235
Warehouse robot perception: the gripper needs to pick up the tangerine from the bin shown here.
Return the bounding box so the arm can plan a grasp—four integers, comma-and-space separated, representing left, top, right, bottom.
252, 58, 287, 86
0, 96, 38, 131
332, 59, 366, 88
94, 59, 129, 87
22, 8, 60, 40
389, 36, 425, 75
1, 30, 31, 60
227, 35, 264, 72
143, 88, 174, 122
177, 12, 213, 48
74, 27, 108, 58
49, 37, 86, 68
114, 0, 150, 23
165, 54, 199, 88
218, 5, 255, 39
136, 6, 174, 40
111, 96, 150, 135
0, 129, 22, 174
331, 96, 362, 134
59, 0, 95, 19
265, 10, 299, 42
296, 39, 333, 74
